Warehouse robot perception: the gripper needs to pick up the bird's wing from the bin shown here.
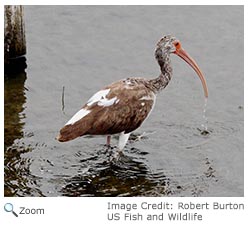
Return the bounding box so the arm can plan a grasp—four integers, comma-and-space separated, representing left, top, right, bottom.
57, 79, 156, 142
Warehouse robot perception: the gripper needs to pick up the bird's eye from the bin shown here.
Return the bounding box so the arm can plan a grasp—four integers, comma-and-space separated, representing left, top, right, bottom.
174, 41, 181, 49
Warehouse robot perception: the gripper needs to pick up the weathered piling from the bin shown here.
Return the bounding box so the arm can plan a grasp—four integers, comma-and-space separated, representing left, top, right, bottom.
4, 5, 27, 75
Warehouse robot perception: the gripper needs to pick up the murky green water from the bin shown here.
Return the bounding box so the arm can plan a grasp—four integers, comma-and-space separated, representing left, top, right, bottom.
4, 5, 244, 197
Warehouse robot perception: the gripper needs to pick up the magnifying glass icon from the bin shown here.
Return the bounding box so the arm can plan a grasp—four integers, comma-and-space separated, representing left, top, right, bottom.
4, 203, 18, 217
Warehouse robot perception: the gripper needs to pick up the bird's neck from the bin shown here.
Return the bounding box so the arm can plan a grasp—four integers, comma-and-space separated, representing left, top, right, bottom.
148, 55, 173, 93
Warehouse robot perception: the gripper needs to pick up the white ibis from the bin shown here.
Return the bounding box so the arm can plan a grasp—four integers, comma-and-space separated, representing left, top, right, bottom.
57, 35, 208, 155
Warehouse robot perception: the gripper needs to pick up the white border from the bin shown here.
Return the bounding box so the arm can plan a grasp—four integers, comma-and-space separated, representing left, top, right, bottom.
1, 1, 249, 225
0, 0, 247, 5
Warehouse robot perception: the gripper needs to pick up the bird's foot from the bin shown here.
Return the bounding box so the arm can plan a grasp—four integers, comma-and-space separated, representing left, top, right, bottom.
104, 144, 111, 149
109, 149, 124, 162
129, 131, 156, 142
105, 144, 114, 158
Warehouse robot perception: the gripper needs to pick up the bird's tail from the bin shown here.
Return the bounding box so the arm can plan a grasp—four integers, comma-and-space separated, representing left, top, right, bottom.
56, 133, 67, 142
56, 123, 90, 142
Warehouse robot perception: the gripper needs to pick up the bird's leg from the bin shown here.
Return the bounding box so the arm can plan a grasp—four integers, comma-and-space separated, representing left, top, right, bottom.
105, 135, 112, 155
118, 132, 130, 151
110, 132, 131, 161
106, 135, 111, 147
115, 132, 130, 157
104, 135, 113, 157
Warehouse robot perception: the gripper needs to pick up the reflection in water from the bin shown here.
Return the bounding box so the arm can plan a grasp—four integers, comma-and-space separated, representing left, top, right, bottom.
4, 72, 26, 147
4, 72, 40, 196
5, 145, 45, 197
61, 148, 169, 197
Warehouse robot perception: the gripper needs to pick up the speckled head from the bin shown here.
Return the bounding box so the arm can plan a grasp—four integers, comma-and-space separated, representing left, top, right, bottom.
155, 35, 209, 98
155, 35, 178, 57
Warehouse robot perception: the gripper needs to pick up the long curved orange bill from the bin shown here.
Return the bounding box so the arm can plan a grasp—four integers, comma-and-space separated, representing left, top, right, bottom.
175, 48, 208, 98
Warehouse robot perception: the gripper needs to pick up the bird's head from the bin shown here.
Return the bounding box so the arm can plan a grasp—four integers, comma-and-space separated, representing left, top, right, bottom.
155, 35, 177, 56
155, 35, 208, 98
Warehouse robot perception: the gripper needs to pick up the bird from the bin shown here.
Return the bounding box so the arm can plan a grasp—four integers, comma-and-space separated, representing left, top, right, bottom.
57, 35, 208, 156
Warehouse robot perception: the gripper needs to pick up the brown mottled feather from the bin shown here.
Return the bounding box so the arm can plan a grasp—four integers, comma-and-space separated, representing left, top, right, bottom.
58, 78, 155, 142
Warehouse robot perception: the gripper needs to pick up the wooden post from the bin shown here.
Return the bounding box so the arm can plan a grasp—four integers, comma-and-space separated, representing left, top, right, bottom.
4, 5, 27, 74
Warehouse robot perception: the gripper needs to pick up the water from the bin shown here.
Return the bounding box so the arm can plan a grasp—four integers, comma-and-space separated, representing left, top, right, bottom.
201, 97, 209, 134
4, 6, 244, 197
